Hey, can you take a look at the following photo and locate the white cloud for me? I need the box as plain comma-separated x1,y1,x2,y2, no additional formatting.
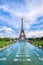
0,32,17,38
0,27,13,33
26,30,43,38
0,27,19,38
0,33,3,38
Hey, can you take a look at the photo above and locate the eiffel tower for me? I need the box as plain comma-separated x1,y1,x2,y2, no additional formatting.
18,18,26,41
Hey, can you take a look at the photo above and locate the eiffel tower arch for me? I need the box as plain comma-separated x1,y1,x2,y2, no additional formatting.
18,18,26,41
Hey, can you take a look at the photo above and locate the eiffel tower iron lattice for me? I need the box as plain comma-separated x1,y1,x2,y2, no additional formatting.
18,18,26,41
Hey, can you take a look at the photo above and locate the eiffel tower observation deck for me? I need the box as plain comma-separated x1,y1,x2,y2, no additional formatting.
18,18,26,41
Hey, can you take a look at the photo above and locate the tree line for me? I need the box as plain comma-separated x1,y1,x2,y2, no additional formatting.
27,37,43,41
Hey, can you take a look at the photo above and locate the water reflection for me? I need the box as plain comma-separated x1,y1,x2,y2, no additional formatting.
0,41,43,65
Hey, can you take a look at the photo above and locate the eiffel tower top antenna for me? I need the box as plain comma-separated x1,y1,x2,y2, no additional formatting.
21,18,23,30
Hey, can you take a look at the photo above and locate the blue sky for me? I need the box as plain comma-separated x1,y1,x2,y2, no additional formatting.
0,0,43,38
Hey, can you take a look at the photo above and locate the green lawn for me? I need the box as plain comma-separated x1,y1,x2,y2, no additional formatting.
0,41,14,48
32,41,43,47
